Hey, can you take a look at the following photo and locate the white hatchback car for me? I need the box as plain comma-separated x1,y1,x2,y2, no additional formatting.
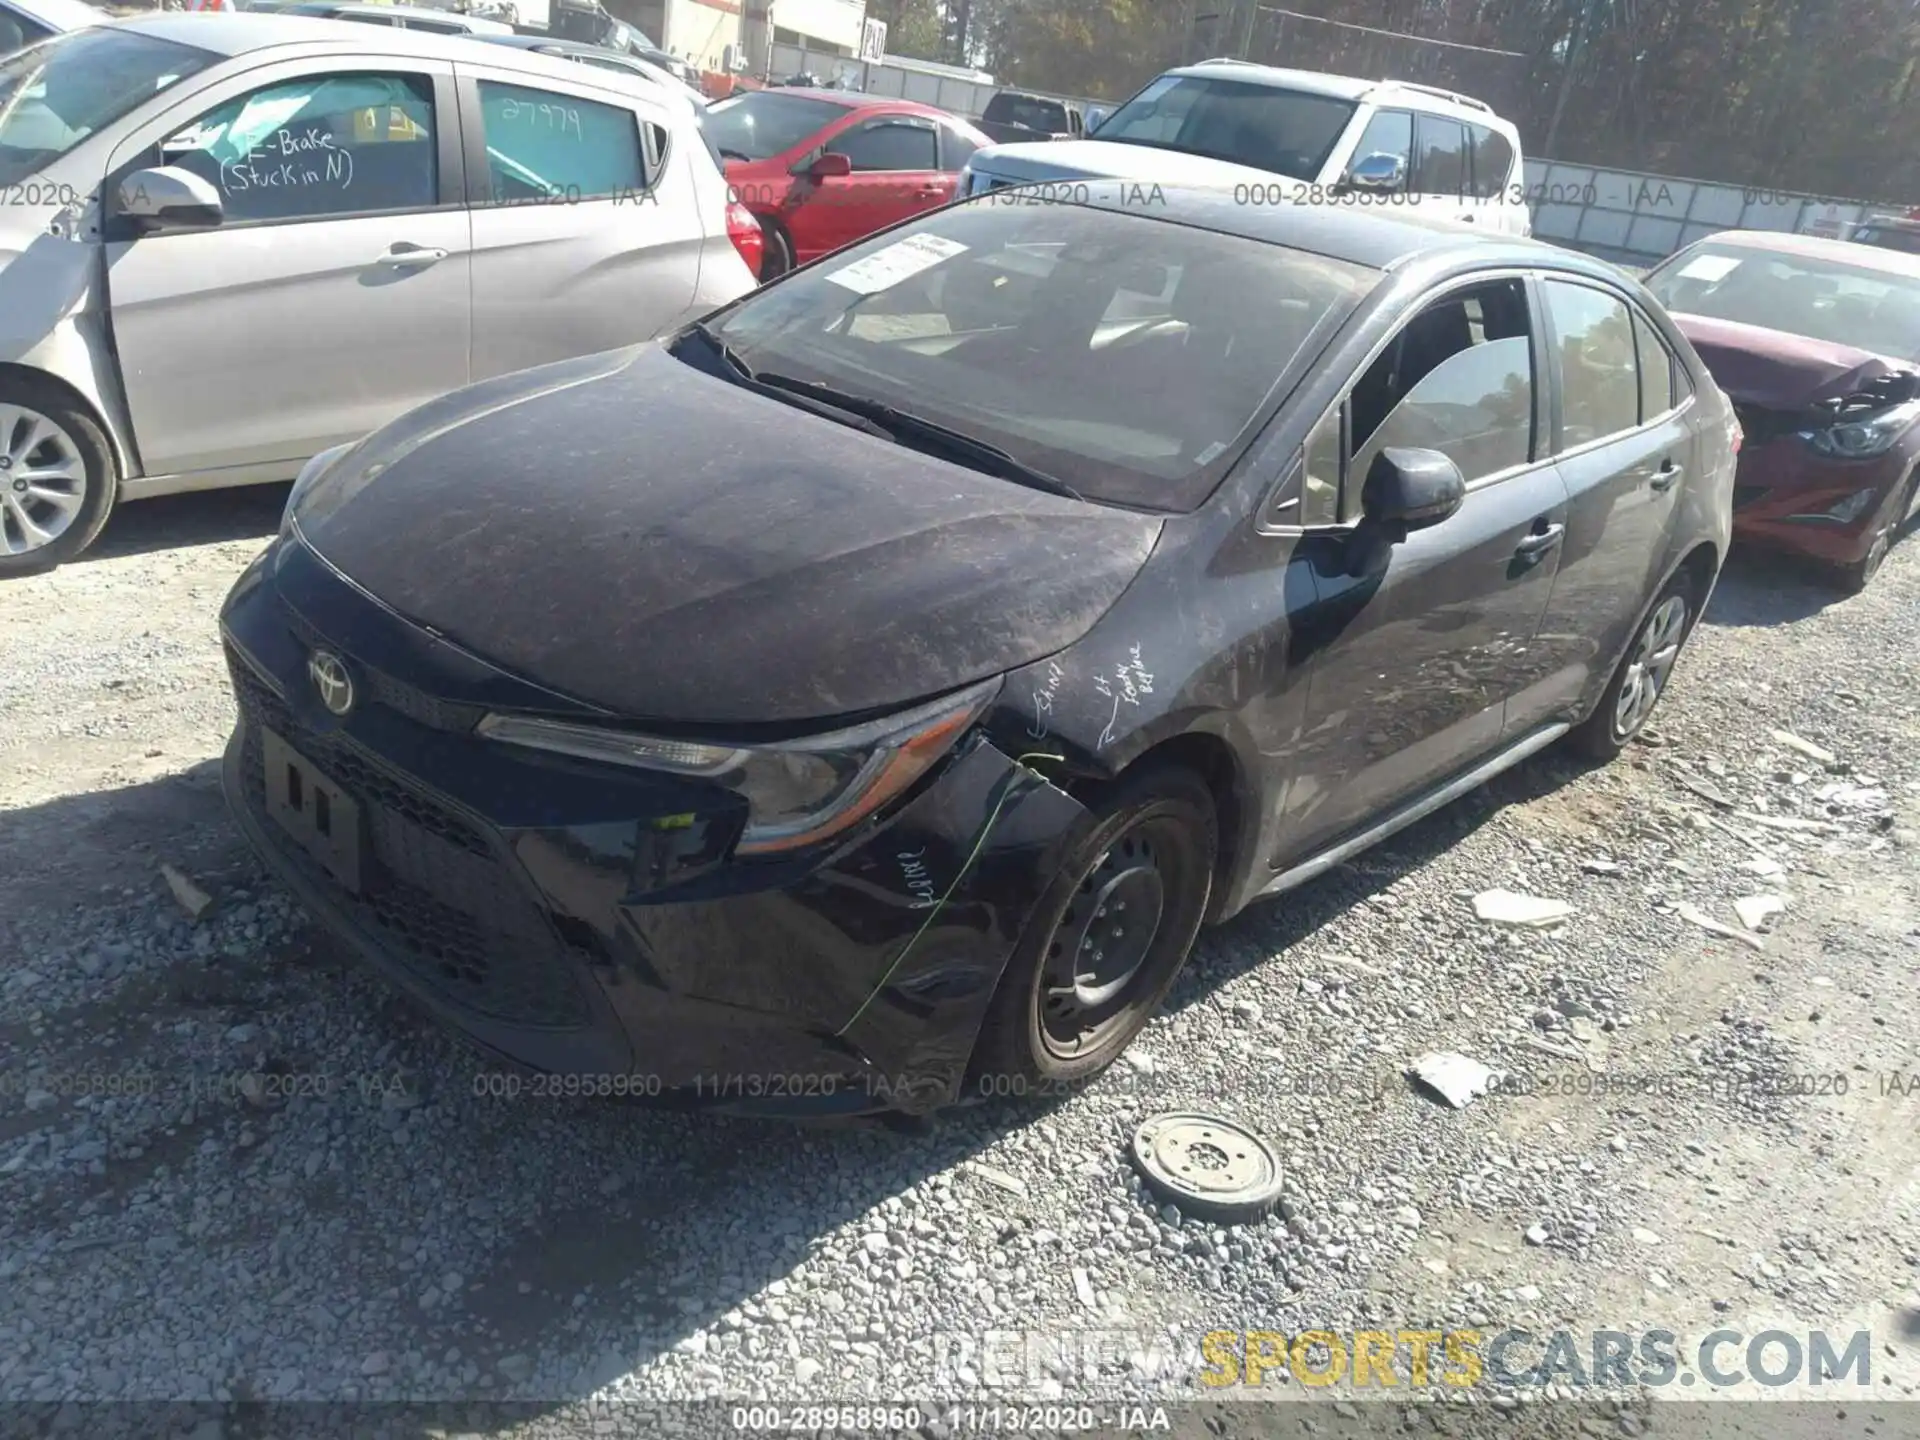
0,14,758,570
961,60,1532,238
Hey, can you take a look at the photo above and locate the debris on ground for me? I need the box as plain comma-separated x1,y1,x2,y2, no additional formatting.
1581,857,1623,875
1407,1051,1505,1108
1471,888,1576,927
158,862,214,922
1674,901,1767,952
1128,1113,1284,1223
1737,811,1839,834
1673,772,1736,808
1814,781,1889,812
1732,894,1788,932
963,1161,1029,1198
1770,729,1838,766
1737,857,1785,877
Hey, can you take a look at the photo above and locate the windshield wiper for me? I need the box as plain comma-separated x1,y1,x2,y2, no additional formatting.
681,337,894,439
716,147,754,161
752,373,1087,502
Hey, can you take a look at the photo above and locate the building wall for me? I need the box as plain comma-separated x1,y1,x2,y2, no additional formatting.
667,0,742,70
764,0,862,51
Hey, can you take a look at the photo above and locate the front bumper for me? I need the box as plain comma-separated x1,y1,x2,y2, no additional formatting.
1729,435,1915,565
219,538,1088,1117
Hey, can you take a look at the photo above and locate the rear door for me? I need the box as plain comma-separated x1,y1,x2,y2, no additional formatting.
795,113,946,263
1506,276,1692,734
1465,121,1521,234
1411,111,1474,227
456,60,702,379
102,57,470,480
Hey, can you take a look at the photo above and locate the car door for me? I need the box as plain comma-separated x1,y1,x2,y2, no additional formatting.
1274,275,1570,862
1507,276,1693,733
796,113,946,262
1330,106,1418,214
101,59,470,480
1411,111,1475,227
1465,121,1520,234
457,61,700,380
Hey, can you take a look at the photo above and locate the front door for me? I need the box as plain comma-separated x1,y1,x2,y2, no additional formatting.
103,61,469,481
1277,276,1568,864
790,114,950,264
459,65,701,379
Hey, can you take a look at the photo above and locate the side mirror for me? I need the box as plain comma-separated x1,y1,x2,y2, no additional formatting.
1085,106,1108,132
1362,447,1465,533
117,165,224,234
801,151,852,180
1343,151,1406,193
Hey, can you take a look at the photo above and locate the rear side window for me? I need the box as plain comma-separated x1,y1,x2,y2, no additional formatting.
942,126,980,171
478,80,646,203
1632,310,1676,421
1349,108,1412,189
1412,114,1466,199
1467,124,1514,199
827,119,937,171
1543,280,1640,447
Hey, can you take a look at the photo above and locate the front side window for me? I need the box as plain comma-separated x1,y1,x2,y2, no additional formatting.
478,80,645,202
1347,107,1411,189
1349,279,1534,497
700,201,1377,510
702,90,849,160
1,28,216,185
1092,75,1357,182
157,72,435,224
1645,242,1920,364
827,118,936,172
1543,280,1640,448
1412,114,1467,199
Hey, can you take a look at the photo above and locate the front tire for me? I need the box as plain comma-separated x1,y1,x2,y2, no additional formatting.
0,380,118,576
970,763,1216,1091
1568,574,1696,760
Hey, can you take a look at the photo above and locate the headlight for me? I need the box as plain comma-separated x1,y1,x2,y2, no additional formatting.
476,677,1001,856
1797,399,1920,458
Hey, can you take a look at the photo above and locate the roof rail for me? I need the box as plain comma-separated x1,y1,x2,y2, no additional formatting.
1376,78,1492,113
1195,55,1263,66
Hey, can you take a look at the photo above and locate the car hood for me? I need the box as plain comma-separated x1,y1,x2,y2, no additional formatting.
291,344,1165,727
1672,313,1913,408
970,139,1282,188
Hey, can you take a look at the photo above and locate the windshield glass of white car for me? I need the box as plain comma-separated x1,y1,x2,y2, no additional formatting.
0,28,217,184
1092,75,1357,180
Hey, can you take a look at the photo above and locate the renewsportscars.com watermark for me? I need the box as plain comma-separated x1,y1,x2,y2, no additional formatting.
927,1327,1874,1395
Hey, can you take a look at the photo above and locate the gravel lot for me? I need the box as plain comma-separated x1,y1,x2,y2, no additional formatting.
2,489,1917,1436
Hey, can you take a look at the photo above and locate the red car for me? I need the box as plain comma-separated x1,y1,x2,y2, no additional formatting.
701,89,990,280
1644,230,1920,591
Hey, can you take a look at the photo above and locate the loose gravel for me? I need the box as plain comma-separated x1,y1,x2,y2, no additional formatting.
2,493,1917,1437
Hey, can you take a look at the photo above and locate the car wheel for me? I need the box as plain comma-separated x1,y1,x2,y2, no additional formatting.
0,380,117,576
970,763,1216,1091
1568,576,1696,760
1831,471,1917,594
759,221,795,282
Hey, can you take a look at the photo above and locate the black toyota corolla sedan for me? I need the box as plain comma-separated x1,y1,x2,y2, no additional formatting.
219,185,1737,1118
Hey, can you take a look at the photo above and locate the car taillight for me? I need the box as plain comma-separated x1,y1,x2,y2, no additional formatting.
1731,417,1743,454
726,201,764,277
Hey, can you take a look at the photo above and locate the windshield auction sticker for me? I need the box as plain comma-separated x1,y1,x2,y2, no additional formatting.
823,233,969,295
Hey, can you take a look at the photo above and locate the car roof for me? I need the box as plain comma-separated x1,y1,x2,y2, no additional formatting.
735,87,954,118
6,0,106,32
106,10,549,61
1689,227,1920,279
1161,59,1513,131
1045,181,1606,275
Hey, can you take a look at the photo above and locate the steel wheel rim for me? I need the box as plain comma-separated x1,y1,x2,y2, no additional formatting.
1614,593,1688,738
1037,827,1170,1058
0,405,87,557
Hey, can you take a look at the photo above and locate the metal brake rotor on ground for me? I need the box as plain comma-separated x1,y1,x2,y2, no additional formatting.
1129,1111,1284,1224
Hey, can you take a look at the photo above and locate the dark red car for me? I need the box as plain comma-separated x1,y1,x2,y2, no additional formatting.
1645,230,1920,591
701,89,990,280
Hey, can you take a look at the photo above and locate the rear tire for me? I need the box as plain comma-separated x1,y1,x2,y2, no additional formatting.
759,221,795,282
0,378,118,577
1568,573,1696,761
969,763,1216,1093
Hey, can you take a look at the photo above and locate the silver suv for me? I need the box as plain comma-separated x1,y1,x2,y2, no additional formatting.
0,14,757,570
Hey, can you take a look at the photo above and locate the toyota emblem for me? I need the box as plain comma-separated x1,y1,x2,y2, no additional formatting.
307,650,355,717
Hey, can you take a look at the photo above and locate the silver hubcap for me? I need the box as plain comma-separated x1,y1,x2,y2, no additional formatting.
1614,594,1687,738
0,404,87,557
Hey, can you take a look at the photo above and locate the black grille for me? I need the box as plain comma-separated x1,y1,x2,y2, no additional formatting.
227,648,590,1030
278,603,484,734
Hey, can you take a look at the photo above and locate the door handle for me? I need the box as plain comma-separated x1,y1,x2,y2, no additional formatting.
1650,460,1683,492
377,244,448,267
1514,522,1565,560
